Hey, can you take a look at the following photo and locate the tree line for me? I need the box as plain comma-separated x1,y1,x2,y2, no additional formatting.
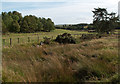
56,8,120,34
1,11,55,34
1,8,120,34
55,23,94,30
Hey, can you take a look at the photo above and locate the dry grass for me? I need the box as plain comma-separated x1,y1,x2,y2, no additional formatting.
2,35,118,82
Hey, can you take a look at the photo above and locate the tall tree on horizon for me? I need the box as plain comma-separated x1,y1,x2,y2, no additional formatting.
92,8,119,34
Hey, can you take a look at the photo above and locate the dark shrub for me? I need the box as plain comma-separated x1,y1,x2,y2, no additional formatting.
55,33,76,44
80,34,102,40
96,34,102,38
110,74,120,83
43,37,51,44
74,67,102,81
69,56,79,63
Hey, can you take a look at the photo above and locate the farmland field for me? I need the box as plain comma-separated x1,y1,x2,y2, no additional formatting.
2,29,95,46
2,2,120,83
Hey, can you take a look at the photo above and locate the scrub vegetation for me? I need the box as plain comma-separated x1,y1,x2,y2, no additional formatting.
2,34,119,82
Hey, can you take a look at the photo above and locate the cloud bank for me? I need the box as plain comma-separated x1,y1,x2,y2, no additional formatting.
2,0,119,24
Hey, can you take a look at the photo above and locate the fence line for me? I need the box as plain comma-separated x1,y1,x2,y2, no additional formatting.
2,36,45,46
2,33,118,46
10,38,12,46
3,39,5,47
18,38,20,43
28,37,30,42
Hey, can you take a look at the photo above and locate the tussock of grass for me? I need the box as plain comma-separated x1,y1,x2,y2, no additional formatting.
2,35,118,82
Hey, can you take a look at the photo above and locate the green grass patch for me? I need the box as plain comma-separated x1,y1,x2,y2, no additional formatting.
2,29,93,46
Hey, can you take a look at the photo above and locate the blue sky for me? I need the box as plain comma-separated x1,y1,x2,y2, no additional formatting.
1,0,119,24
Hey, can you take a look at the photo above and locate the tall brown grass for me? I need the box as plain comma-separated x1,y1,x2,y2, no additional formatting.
2,35,118,82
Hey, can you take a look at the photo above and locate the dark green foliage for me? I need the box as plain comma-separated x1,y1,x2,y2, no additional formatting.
20,15,38,33
46,18,55,32
41,18,55,32
36,18,43,31
43,37,52,44
69,56,79,63
74,67,102,81
92,8,119,34
80,34,101,40
55,33,76,44
2,12,13,31
10,20,20,33
1,11,55,33
12,15,19,21
110,74,120,83
2,21,8,34
20,20,29,33
55,23,94,30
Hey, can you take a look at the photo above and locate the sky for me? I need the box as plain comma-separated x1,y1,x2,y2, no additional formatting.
119,1,120,17
1,0,120,24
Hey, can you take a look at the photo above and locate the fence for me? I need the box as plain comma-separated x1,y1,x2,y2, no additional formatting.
2,34,83,47
3,33,118,47
2,36,44,47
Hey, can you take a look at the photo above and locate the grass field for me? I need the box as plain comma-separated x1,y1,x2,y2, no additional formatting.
2,34,119,82
2,29,95,46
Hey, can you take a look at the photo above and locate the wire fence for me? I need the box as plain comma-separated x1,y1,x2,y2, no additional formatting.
2,33,119,47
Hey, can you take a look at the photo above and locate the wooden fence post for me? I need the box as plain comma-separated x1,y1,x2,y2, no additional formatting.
18,38,20,43
52,36,53,39
10,38,12,46
28,37,30,42
3,39,5,47
38,36,39,42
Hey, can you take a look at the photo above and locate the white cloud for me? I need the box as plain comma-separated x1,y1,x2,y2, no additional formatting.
18,1,119,24
19,2,95,24
2,0,66,2
2,0,119,3
2,0,120,24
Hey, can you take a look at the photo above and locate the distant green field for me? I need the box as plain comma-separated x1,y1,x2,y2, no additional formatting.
2,29,92,46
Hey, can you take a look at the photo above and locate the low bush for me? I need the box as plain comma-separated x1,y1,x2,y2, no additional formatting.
43,37,52,44
80,34,101,40
74,66,101,81
55,33,76,44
